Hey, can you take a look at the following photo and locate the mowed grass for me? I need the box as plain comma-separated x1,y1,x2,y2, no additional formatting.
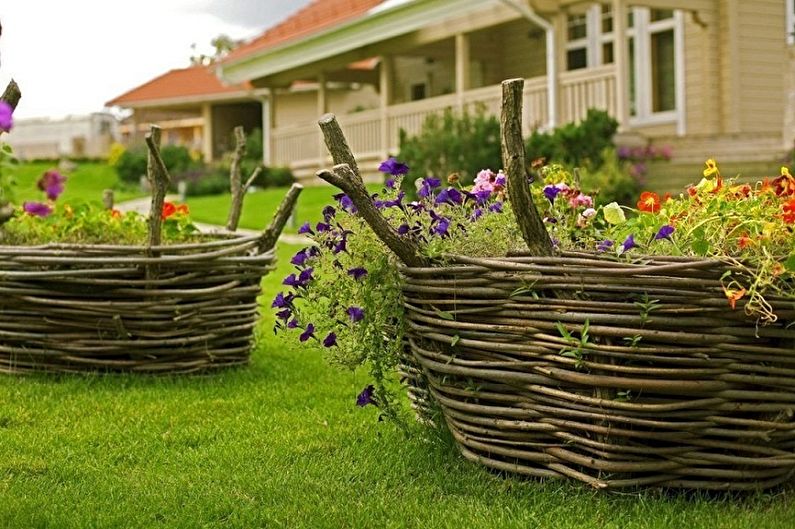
10,162,141,206
0,242,794,528
186,183,381,233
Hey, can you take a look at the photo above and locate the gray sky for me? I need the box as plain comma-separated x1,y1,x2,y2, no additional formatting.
0,1,313,119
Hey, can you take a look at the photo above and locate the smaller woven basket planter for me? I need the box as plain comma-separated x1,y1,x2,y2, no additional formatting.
400,252,795,490
0,234,276,374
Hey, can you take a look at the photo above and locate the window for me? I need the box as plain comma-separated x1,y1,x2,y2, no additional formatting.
564,4,614,70
788,0,795,45
563,4,683,125
410,83,427,101
626,8,683,124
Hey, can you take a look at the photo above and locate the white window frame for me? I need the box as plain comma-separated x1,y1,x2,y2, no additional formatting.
788,0,795,45
627,8,684,130
565,4,614,70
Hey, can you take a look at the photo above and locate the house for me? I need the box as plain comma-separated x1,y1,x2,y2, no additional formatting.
109,0,795,183
5,113,118,160
211,0,795,180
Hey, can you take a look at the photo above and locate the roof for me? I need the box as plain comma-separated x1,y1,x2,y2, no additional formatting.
223,0,387,64
106,65,252,107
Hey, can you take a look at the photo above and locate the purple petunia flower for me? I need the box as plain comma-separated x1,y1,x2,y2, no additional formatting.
620,234,637,254
347,306,365,323
276,308,292,321
347,267,368,280
322,332,337,348
470,208,483,221
299,323,316,342
654,225,675,241
435,187,463,206
0,101,13,132
316,222,331,233
332,238,347,254
287,319,300,329
543,185,561,203
283,274,300,287
37,170,67,201
397,223,410,235
322,205,336,222
272,292,295,309
489,202,503,213
378,157,410,176
432,217,450,237
495,172,507,187
290,249,309,266
472,190,491,205
596,239,614,253
22,201,53,217
356,385,376,407
298,222,314,235
334,193,357,213
418,177,441,198
298,268,314,284
308,246,321,257
385,178,395,189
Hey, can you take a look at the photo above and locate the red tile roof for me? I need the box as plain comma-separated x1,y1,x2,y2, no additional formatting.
224,0,386,64
107,66,251,107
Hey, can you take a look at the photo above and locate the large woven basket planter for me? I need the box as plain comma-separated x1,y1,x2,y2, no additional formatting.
0,233,275,374
400,252,795,491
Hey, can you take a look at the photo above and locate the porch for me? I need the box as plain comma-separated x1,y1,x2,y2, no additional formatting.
271,66,616,180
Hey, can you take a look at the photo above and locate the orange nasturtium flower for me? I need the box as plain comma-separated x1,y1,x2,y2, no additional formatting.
773,167,795,197
703,158,720,178
782,197,795,224
162,201,189,220
737,233,753,249
110,209,122,219
724,287,746,310
637,191,661,213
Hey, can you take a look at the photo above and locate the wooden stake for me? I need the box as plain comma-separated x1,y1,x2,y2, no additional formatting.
501,79,554,257
258,183,303,252
0,79,21,111
144,126,170,249
318,113,361,181
226,126,247,231
102,189,114,210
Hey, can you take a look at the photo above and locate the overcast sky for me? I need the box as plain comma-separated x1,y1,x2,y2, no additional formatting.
0,1,313,119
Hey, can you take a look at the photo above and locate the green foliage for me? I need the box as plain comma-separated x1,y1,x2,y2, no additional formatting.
113,146,148,185
525,108,619,169
0,142,17,205
397,105,501,187
577,148,641,206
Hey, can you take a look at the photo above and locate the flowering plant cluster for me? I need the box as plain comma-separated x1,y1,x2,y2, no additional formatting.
0,101,16,215
276,156,795,414
1,168,196,245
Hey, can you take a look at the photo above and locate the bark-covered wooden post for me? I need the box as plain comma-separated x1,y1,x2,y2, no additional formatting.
316,114,427,268
227,126,264,232
501,78,554,257
145,126,169,249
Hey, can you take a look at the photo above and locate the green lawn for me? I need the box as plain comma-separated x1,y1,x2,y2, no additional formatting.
186,184,381,233
0,242,794,528
10,162,141,205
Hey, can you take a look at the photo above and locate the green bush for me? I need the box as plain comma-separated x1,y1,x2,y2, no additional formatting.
525,109,618,169
261,166,294,188
396,105,501,187
577,148,640,205
114,144,196,185
114,147,148,185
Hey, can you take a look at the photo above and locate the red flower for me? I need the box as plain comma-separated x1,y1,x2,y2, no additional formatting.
637,191,661,213
110,209,122,219
737,233,752,249
782,198,795,224
724,287,746,310
161,202,189,220
773,168,795,197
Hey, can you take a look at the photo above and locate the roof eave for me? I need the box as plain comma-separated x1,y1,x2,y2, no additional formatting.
218,0,493,85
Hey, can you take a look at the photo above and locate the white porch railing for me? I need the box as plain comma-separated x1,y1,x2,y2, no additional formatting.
271,67,617,172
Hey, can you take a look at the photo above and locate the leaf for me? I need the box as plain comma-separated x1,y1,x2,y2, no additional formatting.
784,252,795,273
451,335,460,347
603,202,626,225
434,308,455,321
692,238,710,256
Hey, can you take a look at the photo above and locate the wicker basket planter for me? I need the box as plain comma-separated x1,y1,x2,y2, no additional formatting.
400,252,795,490
0,234,278,374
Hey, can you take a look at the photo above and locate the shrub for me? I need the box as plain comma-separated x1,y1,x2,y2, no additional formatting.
113,146,148,185
577,148,641,206
525,108,618,169
396,105,501,188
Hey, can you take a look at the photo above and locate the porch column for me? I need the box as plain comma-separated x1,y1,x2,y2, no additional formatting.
318,73,328,168
455,33,470,110
612,0,630,129
261,93,273,166
201,103,214,162
379,55,393,159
